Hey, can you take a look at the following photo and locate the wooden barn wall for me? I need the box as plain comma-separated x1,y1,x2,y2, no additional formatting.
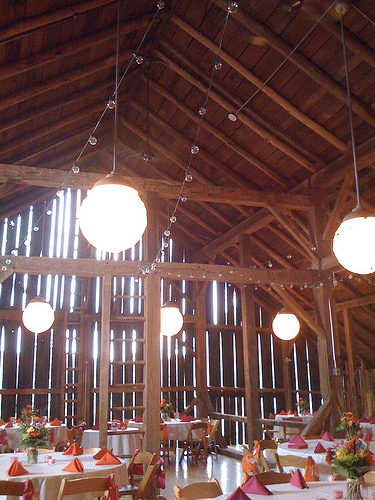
0,191,322,441
206,283,322,445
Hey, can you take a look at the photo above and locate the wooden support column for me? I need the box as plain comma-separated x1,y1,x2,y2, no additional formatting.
342,308,359,412
195,282,210,417
282,342,293,412
143,193,161,453
99,273,111,448
239,234,261,444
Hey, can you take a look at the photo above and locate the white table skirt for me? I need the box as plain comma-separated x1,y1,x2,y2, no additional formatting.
277,438,375,481
129,419,202,441
0,451,127,500
210,480,375,500
81,428,143,456
1,424,67,451
274,415,313,439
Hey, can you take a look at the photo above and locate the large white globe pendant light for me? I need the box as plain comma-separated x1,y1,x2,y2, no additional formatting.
160,304,184,337
79,173,147,253
332,3,375,275
333,206,375,274
272,307,300,341
22,297,55,334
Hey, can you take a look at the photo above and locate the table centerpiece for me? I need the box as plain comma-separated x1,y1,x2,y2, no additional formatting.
332,437,373,500
336,412,361,441
19,405,50,464
295,398,309,415
160,399,174,421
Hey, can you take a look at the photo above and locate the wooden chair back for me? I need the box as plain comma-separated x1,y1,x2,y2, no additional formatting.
179,421,207,463
257,439,277,471
133,463,161,500
65,425,84,447
275,453,307,473
255,471,292,485
128,451,157,486
0,479,34,496
173,478,222,500
57,474,115,500
186,421,207,441
204,419,219,457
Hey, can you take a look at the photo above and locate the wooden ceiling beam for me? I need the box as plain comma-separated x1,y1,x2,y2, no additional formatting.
0,160,309,213
157,42,321,169
1,0,116,44
337,293,375,311
118,118,237,227
131,97,289,188
267,205,317,261
0,14,151,82
322,171,354,241
1,255,326,285
171,15,349,152
212,0,375,129
268,223,311,260
130,99,251,188
302,2,375,72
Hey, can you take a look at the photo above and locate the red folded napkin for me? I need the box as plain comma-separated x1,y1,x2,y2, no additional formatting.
242,475,272,495
314,442,326,453
5,421,13,428
134,416,143,423
278,410,287,415
359,417,369,423
226,487,250,500
63,444,82,455
294,411,298,416
95,451,121,465
0,419,5,425
321,431,334,441
290,469,308,489
7,460,29,476
91,424,99,430
370,417,375,424
288,434,307,449
50,418,61,426
287,410,293,415
63,444,73,455
16,418,22,424
120,420,127,430
62,458,84,473
180,414,195,422
93,447,111,460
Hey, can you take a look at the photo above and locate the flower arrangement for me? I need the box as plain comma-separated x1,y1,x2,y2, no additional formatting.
332,438,373,500
336,412,361,441
160,399,174,415
19,405,49,448
332,438,372,479
295,398,308,413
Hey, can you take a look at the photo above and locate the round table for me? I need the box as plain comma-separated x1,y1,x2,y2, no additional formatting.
277,438,375,481
0,451,127,500
207,480,375,500
1,424,67,451
81,428,143,456
129,419,201,441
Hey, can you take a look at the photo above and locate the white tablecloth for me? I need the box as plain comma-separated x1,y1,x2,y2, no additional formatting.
274,414,313,439
81,428,143,456
209,480,375,500
0,451,127,500
1,424,67,451
130,419,201,441
277,438,375,481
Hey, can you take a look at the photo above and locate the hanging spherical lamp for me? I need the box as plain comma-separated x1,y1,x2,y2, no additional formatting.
272,307,300,341
160,304,183,337
79,173,147,254
22,297,55,334
333,206,375,275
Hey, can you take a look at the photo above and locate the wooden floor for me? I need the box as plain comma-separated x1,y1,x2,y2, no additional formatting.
162,449,242,500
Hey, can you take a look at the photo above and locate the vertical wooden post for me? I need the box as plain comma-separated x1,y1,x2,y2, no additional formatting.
99,273,111,448
342,308,358,411
143,193,161,453
239,234,260,445
195,282,208,417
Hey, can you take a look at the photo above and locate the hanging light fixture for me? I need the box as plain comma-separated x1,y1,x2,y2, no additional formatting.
272,307,300,341
78,1,147,254
332,2,375,275
160,304,184,337
22,297,54,334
